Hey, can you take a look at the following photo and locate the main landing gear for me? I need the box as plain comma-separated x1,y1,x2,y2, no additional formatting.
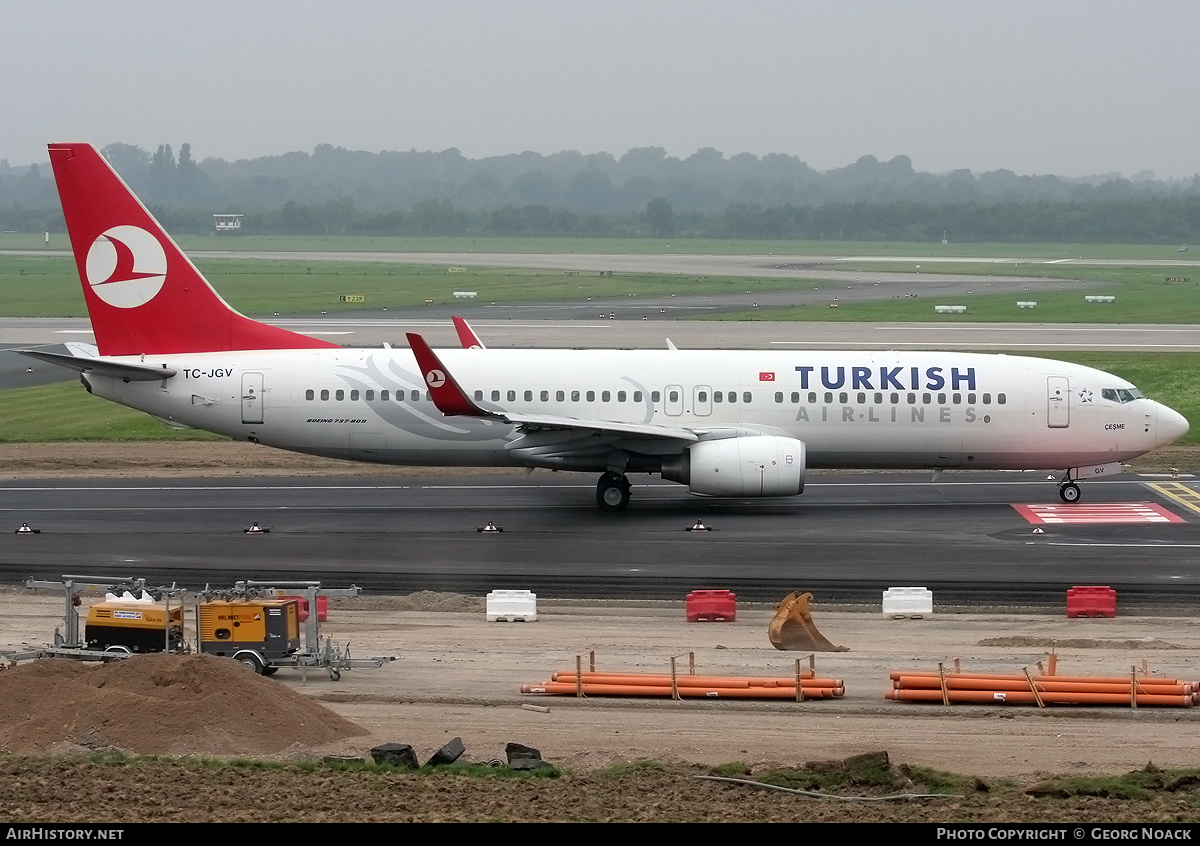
596,472,631,511
1058,472,1082,503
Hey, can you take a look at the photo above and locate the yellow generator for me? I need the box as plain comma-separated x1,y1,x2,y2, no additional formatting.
198,598,301,674
85,600,184,654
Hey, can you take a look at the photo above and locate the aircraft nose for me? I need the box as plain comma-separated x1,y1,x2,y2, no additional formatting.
1157,403,1189,448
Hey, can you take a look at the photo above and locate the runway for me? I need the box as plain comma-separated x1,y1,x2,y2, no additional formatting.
3,471,1198,606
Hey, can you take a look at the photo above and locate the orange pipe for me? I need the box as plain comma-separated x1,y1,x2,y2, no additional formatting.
893,676,1193,696
523,682,843,699
555,670,814,683
551,672,843,689
886,688,1191,706
890,671,1192,687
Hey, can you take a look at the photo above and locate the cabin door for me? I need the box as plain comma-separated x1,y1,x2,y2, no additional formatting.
1047,376,1070,429
241,372,264,424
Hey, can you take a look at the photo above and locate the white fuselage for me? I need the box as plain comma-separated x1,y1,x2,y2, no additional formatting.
83,347,1183,475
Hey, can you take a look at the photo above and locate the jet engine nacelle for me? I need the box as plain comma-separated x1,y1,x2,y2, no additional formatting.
661,435,806,497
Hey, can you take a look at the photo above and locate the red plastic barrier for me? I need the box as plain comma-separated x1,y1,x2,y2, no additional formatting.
281,595,328,622
686,589,736,622
1066,586,1117,618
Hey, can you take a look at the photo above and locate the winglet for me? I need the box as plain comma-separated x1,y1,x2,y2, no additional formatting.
452,316,486,349
405,333,494,418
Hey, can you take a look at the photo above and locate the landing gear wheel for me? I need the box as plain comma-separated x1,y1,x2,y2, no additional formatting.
596,473,631,512
1059,482,1081,503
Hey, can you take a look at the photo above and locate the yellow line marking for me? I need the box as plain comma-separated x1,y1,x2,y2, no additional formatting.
1146,482,1200,515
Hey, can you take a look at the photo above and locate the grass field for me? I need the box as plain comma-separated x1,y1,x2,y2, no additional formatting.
3,232,1195,259
0,254,841,318
1,250,1198,322
0,382,224,442
2,351,1196,444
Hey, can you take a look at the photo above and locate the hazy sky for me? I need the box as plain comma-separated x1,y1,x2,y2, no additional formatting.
5,1,1199,178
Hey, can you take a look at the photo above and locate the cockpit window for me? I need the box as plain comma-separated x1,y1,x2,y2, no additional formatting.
1102,388,1144,404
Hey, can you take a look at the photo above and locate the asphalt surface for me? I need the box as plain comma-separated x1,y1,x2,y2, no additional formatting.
2,471,1197,607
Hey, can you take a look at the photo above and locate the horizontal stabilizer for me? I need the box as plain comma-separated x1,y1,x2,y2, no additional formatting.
16,349,176,381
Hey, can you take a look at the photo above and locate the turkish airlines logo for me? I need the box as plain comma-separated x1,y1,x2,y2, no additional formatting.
425,369,447,388
84,225,167,308
759,372,775,382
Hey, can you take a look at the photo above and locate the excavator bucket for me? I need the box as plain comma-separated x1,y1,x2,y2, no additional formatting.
768,591,849,652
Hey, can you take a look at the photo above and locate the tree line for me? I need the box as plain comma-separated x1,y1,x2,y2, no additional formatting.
1,142,1198,243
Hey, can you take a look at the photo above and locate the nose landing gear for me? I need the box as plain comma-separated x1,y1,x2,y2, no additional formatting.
1058,472,1081,503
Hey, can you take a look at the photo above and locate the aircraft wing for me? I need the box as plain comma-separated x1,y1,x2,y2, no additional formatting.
16,349,177,381
405,332,698,445
502,411,698,443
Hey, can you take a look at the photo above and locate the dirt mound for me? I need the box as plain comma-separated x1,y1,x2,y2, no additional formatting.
0,654,366,756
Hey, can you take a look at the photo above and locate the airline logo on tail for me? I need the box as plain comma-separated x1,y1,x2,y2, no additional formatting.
85,225,167,308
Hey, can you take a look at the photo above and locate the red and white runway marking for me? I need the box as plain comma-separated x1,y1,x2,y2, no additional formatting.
1013,502,1185,525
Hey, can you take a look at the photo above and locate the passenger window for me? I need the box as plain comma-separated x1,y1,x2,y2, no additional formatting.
714,392,722,403
743,392,752,403
922,393,931,404
728,392,737,404
617,391,626,402
890,393,898,404
412,390,420,402
652,391,661,403
524,390,533,402
305,389,314,401
335,389,345,401
320,389,329,401
791,392,800,403
774,392,783,403
366,390,374,401
952,393,960,404
839,392,848,404
937,393,946,404
350,390,360,401
381,390,390,401
556,391,565,402
908,393,916,404
491,390,500,402
967,393,976,404
668,390,679,402
856,392,866,404
997,393,1006,404
474,390,483,401
571,390,580,402
982,393,991,404
824,392,833,403
634,391,643,402
587,391,595,402
508,390,516,402
602,391,610,402
699,391,708,403
874,393,882,404
540,390,549,402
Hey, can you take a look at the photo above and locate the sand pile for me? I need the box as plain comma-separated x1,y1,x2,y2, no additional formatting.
0,653,367,756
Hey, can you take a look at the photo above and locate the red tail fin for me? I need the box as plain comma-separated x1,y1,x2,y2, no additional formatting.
48,143,338,356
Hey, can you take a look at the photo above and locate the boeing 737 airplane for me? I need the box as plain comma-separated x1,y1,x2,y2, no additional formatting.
19,143,1190,510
